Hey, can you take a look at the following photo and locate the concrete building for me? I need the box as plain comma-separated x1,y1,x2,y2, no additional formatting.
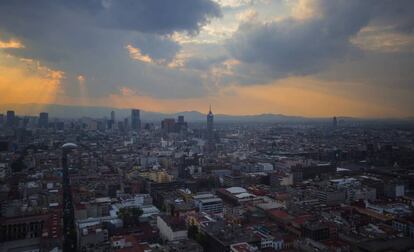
385,182,405,198
78,226,109,252
6,110,15,127
317,188,346,206
157,215,188,242
131,109,141,131
302,222,330,241
193,193,223,214
38,112,49,128
0,215,48,242
161,118,176,133
230,242,258,252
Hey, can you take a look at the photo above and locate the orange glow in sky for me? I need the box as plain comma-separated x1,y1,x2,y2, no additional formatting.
0,0,413,118
0,51,411,118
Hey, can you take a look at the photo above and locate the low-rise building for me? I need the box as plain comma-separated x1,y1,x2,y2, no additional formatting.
156,215,187,242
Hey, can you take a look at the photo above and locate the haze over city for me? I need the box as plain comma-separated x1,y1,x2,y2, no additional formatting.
1,0,413,117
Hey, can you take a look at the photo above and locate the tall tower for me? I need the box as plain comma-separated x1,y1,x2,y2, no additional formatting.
333,116,338,129
131,109,141,131
206,105,214,152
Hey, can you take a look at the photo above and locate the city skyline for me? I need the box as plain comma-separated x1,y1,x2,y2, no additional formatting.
0,1,413,118
1,95,413,251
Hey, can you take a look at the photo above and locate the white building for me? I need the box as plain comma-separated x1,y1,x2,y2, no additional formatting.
157,216,187,242
193,193,223,214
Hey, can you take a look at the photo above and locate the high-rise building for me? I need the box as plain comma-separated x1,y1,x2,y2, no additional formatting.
161,118,176,133
333,116,338,128
0,114,4,127
176,115,187,132
131,109,141,130
206,105,215,152
160,116,187,133
108,111,116,130
124,118,129,131
6,110,15,127
39,112,49,128
110,111,115,122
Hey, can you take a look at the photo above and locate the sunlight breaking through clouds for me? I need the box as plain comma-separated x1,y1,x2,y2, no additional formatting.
0,0,413,117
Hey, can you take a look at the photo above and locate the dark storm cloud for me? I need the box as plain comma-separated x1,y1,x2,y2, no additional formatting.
226,0,414,82
0,0,221,99
0,0,220,61
0,0,221,35
130,34,181,62
99,0,222,34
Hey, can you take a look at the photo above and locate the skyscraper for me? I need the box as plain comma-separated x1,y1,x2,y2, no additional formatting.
6,110,15,127
206,105,215,152
109,110,116,130
176,115,187,132
333,116,338,129
131,109,141,131
39,112,49,128
161,118,176,133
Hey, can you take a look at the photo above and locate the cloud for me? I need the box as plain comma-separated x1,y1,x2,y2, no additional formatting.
99,0,221,35
185,56,229,70
126,45,154,64
213,0,270,9
0,0,221,99
0,0,413,117
214,0,253,8
290,0,321,20
60,76,413,118
0,0,221,36
351,26,414,53
119,87,137,97
226,0,414,83
227,0,373,81
0,38,24,49
369,0,414,33
77,75,85,85
236,9,259,22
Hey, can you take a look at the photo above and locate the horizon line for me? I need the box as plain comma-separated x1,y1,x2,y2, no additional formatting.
0,102,413,120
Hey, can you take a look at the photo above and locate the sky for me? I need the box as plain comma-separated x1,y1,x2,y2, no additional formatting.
0,0,413,118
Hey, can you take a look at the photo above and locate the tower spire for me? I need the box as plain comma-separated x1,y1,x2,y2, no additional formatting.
209,104,212,113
